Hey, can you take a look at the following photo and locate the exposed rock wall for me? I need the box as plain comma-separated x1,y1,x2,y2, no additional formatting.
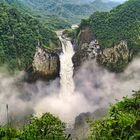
73,26,132,72
73,27,100,70
97,41,132,72
73,40,100,69
26,47,60,82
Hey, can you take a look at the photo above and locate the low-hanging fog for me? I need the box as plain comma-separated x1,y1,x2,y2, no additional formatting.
0,58,140,125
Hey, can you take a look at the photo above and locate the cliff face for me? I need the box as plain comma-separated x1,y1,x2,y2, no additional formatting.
72,108,107,140
26,47,60,82
73,27,132,72
73,27,100,69
73,39,100,69
97,41,131,72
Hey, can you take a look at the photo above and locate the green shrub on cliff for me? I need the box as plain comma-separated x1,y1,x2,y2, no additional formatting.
63,28,77,40
88,91,140,140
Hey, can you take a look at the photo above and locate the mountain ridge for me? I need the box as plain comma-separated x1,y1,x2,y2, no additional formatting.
18,0,119,24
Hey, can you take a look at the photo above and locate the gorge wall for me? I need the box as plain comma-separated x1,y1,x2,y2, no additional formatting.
26,47,60,82
72,27,132,72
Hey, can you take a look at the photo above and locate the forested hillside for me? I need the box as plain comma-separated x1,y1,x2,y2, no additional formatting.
1,0,70,30
1,0,119,29
0,3,59,70
79,0,140,54
0,113,67,139
21,0,119,24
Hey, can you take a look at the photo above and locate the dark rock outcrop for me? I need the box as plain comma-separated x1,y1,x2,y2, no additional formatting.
26,47,60,82
73,40,100,70
71,108,107,140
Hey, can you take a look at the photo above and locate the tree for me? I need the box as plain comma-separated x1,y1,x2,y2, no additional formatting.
0,113,68,140
21,113,67,140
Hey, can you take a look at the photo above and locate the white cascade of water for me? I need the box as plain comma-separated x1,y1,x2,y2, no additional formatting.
59,35,75,97
35,32,92,123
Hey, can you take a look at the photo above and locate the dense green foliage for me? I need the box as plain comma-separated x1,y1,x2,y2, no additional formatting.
1,0,70,30
21,113,66,140
0,3,59,70
20,0,119,24
41,15,70,31
0,113,67,140
79,0,140,54
88,91,140,140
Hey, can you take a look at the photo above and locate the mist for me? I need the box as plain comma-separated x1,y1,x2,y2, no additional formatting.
0,58,140,125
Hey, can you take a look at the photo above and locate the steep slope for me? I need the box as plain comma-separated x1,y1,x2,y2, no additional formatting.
73,0,140,72
21,0,119,24
0,3,60,71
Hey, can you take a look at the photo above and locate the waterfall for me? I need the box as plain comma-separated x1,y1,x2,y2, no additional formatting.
35,31,92,123
58,34,75,97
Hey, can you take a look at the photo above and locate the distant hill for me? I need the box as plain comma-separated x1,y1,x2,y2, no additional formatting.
0,0,70,30
1,0,119,28
20,0,119,24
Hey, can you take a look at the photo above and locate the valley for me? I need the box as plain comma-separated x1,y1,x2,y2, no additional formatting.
0,0,140,140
